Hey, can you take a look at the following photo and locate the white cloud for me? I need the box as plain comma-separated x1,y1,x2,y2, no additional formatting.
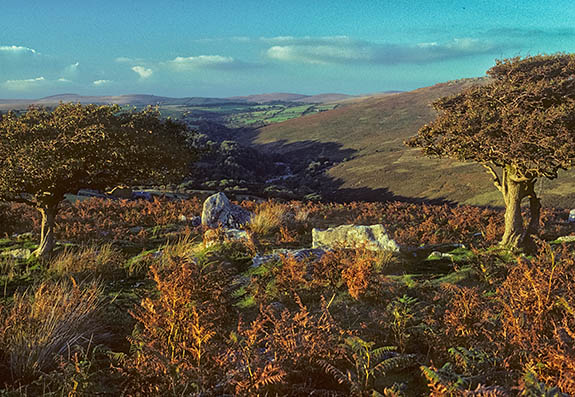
3,76,45,90
93,79,112,86
266,37,500,65
193,36,251,43
115,56,146,63
168,55,235,68
0,45,37,55
57,78,72,83
165,54,256,71
132,65,153,79
64,62,79,72
261,35,350,44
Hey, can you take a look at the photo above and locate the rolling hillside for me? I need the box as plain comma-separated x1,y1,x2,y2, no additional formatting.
0,92,356,111
253,78,575,208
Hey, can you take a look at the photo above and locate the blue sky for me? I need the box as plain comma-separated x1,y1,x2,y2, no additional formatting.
2,0,575,98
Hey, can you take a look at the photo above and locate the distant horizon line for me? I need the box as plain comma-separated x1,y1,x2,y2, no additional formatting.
0,90,405,101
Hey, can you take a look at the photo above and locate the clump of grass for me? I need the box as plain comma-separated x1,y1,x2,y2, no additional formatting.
293,205,311,224
0,278,104,382
49,243,124,277
249,201,288,236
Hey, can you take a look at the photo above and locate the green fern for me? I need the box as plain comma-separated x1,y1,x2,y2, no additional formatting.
520,369,568,397
421,363,468,394
321,336,413,395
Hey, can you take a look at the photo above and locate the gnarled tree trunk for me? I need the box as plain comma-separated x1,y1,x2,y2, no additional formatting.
484,164,540,251
500,175,524,248
33,200,59,258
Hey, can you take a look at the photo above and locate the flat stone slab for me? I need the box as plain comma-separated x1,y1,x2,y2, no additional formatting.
312,224,400,252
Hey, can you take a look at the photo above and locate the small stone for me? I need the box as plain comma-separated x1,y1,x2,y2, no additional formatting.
569,209,575,223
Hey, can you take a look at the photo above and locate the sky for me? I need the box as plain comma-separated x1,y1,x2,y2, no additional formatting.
2,0,575,98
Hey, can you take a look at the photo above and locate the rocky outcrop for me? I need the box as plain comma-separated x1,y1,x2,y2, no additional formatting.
312,224,400,252
201,192,253,229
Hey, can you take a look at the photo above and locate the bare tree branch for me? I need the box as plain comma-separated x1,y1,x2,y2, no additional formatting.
482,163,503,192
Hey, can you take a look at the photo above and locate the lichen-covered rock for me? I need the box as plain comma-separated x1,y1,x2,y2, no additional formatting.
201,192,253,228
312,224,400,252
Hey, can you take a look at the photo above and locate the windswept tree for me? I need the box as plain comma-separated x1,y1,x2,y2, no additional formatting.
0,103,195,257
407,54,575,250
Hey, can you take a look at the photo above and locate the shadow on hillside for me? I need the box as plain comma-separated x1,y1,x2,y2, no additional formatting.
247,137,455,206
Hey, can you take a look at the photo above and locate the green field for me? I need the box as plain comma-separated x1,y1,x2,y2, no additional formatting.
159,102,337,129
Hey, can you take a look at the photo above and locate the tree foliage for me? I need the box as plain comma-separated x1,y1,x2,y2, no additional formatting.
407,54,575,249
0,103,195,256
409,54,575,177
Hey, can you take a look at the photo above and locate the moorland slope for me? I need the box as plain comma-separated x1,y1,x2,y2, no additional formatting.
253,78,575,208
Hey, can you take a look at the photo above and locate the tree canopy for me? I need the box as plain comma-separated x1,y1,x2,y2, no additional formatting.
0,103,195,256
407,54,575,249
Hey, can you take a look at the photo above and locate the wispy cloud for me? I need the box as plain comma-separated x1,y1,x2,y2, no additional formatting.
485,27,575,39
166,55,254,70
168,55,235,68
93,79,112,86
115,56,145,63
192,36,251,43
64,62,79,73
266,36,500,65
131,65,153,79
0,45,37,55
3,76,45,90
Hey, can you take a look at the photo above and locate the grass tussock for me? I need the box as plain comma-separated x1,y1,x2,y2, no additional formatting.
0,278,104,382
249,201,288,236
49,243,124,277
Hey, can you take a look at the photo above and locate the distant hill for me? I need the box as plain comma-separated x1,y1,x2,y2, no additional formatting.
0,92,355,111
252,78,575,208
229,92,356,104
